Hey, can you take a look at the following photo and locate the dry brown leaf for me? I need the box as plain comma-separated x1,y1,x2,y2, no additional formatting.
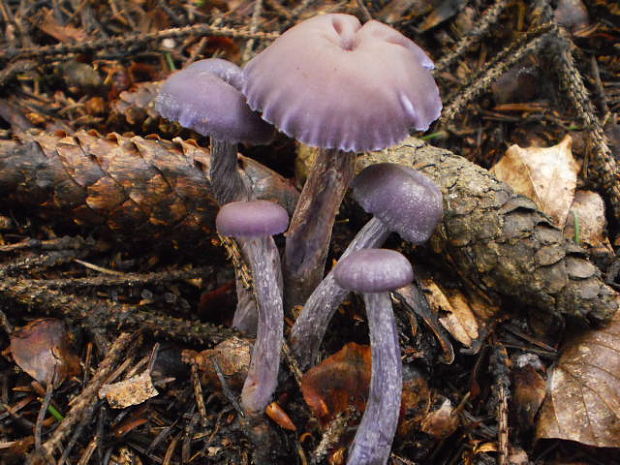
184,337,251,391
300,343,431,431
419,0,463,31
397,366,431,437
37,8,90,43
563,190,613,252
473,441,497,454
265,402,297,431
511,354,547,429
554,0,590,31
10,318,81,387
419,397,460,439
491,135,579,227
377,0,431,24
112,82,161,125
536,310,620,447
301,342,371,424
420,279,498,349
99,371,158,409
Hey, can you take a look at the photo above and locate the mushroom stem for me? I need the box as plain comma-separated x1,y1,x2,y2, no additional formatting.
238,236,284,414
290,217,391,370
283,148,356,307
209,137,258,334
210,137,250,205
347,291,402,465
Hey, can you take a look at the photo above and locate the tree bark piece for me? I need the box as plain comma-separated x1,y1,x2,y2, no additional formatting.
358,138,617,324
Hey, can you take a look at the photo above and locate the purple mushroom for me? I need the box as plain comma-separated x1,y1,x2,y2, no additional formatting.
333,248,413,465
156,58,274,205
215,200,288,415
290,163,442,370
156,58,275,334
243,14,442,306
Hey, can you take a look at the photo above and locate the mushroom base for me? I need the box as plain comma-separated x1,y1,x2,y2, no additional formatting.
347,292,402,465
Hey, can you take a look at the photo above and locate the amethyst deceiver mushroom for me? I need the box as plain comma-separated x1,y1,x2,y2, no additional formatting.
333,248,413,465
156,58,275,334
243,13,442,306
290,163,442,369
215,200,288,415
156,58,274,205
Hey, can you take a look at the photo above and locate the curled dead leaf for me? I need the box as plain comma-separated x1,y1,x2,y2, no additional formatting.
37,8,90,43
420,279,498,350
536,310,620,447
183,337,251,391
511,354,547,429
301,343,371,424
420,397,460,439
266,402,297,431
10,318,81,387
397,366,432,437
301,343,432,434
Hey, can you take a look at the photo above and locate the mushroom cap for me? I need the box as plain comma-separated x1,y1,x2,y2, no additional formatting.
242,14,442,152
351,163,443,244
216,200,289,238
334,248,413,293
156,58,274,145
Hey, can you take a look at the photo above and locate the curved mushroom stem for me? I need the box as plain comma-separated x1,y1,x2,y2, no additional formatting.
290,217,391,370
347,292,402,465
283,148,356,308
210,137,251,205
238,236,284,415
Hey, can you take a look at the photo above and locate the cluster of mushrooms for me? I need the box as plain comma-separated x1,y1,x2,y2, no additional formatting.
156,13,443,465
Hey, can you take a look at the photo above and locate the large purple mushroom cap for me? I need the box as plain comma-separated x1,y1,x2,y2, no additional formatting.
351,163,443,244
334,248,414,293
156,58,274,145
216,200,289,238
242,14,442,152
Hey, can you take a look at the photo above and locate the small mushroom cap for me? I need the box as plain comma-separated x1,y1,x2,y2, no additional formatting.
156,58,274,145
334,248,413,293
351,163,443,244
243,14,441,152
216,200,289,238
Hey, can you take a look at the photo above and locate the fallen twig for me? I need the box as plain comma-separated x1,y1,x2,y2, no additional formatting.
33,331,136,462
0,277,238,344
0,23,279,62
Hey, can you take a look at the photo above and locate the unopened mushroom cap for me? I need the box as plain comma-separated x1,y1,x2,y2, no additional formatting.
243,14,442,152
156,58,274,145
216,200,289,238
351,163,443,244
334,248,413,293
